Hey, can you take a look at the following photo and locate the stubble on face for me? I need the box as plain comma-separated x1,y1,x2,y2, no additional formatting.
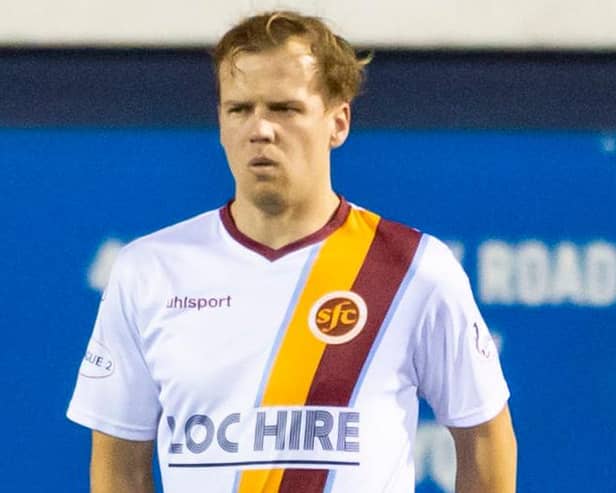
244,158,291,217
249,167,290,215
252,188,288,216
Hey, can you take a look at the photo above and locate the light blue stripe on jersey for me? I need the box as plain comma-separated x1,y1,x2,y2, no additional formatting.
323,469,337,493
231,470,240,493
348,233,430,407
252,244,320,408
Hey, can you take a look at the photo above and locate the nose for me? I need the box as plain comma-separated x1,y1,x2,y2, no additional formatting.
249,112,275,144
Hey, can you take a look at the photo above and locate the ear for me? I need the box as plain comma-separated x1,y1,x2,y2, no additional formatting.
329,102,351,149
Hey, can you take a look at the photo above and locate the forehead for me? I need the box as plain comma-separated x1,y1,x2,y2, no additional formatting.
218,40,322,100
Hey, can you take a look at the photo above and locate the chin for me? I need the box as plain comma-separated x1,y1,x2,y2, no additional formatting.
252,190,288,216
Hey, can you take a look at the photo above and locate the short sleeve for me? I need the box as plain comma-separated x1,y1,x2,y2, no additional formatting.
414,243,510,428
67,248,161,440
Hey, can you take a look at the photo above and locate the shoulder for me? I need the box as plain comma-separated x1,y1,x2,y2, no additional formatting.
349,202,468,291
351,203,465,290
123,208,219,256
111,207,222,277
349,202,423,255
415,234,469,291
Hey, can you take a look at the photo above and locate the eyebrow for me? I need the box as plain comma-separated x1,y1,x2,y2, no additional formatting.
221,101,252,109
221,100,304,108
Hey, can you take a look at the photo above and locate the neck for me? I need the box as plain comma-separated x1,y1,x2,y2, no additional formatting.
229,191,341,250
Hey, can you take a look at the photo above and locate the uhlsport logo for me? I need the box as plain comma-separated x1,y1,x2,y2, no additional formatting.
308,291,368,344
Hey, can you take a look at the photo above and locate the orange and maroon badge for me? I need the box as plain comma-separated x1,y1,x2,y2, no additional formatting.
308,291,368,344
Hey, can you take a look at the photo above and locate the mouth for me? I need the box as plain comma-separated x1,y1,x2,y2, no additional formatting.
249,157,277,167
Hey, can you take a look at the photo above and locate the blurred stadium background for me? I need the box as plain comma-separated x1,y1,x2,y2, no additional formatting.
1,1,615,491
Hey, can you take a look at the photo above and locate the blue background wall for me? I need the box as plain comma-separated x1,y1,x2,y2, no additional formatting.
1,50,615,492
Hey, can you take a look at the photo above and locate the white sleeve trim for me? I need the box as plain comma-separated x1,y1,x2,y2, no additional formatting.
66,406,157,441
435,388,510,428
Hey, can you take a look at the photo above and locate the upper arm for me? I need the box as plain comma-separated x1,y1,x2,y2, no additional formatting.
448,404,517,493
414,240,510,427
67,247,160,440
91,430,154,492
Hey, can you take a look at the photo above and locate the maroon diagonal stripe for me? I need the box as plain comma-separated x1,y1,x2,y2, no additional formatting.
278,468,329,492
278,218,422,492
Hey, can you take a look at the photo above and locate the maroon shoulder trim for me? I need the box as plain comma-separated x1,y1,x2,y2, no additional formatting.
219,197,351,261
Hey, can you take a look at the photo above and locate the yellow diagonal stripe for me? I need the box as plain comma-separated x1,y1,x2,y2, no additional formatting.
261,208,379,405
237,208,379,493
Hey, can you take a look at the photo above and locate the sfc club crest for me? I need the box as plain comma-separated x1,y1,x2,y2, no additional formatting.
308,291,368,344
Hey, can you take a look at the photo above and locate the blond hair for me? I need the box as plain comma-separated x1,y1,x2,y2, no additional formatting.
213,11,371,105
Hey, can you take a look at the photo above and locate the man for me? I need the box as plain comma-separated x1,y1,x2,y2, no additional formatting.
67,11,517,493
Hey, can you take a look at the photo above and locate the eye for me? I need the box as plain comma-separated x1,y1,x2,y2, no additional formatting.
271,104,300,114
227,104,251,115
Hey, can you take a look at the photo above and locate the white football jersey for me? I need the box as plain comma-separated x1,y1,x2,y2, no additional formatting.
67,199,509,492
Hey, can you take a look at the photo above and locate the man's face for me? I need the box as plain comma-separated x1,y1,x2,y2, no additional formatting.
218,39,349,215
